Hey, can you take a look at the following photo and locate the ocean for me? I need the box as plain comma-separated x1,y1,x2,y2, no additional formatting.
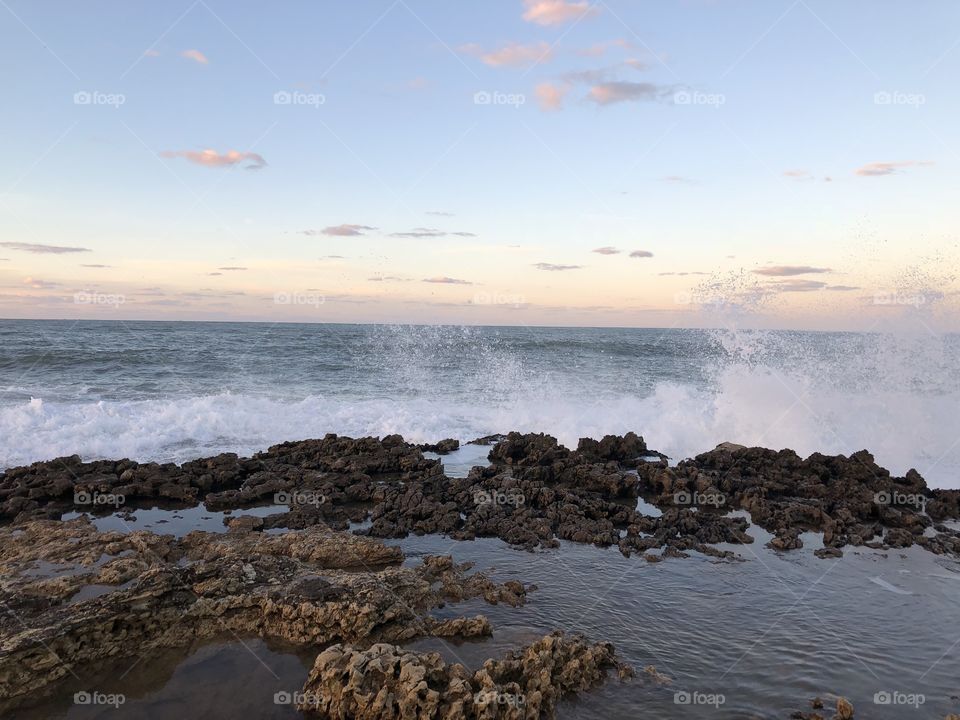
1,319,958,487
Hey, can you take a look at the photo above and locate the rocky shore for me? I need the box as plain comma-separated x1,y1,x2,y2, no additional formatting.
1,431,959,716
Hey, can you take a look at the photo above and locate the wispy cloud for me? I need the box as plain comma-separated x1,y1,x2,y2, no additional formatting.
81,264,112,268
390,228,476,238
522,0,600,26
855,161,934,177
535,82,569,111
460,42,553,68
592,246,620,255
23,277,60,289
305,224,378,237
180,49,208,65
0,242,91,254
754,265,830,276
630,250,654,258
661,175,695,184
369,275,409,282
659,271,708,276
783,169,813,180
426,211,455,217
534,262,583,271
768,279,828,292
588,81,672,106
423,276,472,285
160,149,267,170
217,266,247,271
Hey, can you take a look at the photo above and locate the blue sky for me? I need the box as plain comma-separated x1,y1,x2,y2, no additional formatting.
1,0,958,329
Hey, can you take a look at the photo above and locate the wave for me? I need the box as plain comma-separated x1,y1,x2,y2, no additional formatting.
2,367,957,488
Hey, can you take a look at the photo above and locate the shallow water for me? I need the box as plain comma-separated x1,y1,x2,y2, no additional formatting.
20,495,960,718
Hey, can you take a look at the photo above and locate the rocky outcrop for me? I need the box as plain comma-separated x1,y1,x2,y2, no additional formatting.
298,631,631,719
0,518,531,711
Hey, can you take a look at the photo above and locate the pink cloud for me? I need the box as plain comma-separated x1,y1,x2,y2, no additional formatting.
522,0,599,26
160,149,267,170
535,82,569,111
855,161,934,177
180,49,209,65
460,42,553,68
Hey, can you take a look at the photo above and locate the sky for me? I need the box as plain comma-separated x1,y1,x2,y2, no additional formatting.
1,0,959,331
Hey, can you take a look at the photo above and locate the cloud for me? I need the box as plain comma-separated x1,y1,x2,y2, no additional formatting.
575,39,637,57
588,81,672,105
368,275,408,282
423,276,472,285
522,0,600,25
0,241,91,254
81,264,112,268
659,271,708,276
768,279,828,292
661,175,695,184
855,161,934,177
826,285,860,291
300,225,377,237
535,82,569,111
180,49,208,65
160,149,267,170
217,266,247,271
629,250,654,258
207,272,223,276
323,255,346,259
23,277,60,289
753,265,831,276
783,169,813,180
534,262,583,271
460,42,553,68
592,246,620,255
426,211,455,217
390,228,476,238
